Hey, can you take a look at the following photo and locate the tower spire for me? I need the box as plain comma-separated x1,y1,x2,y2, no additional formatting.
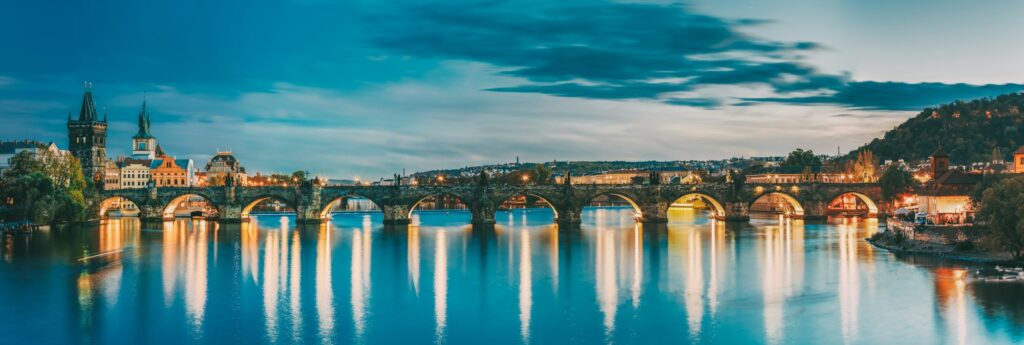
78,85,98,121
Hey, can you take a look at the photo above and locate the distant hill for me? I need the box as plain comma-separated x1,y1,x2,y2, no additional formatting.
851,92,1024,163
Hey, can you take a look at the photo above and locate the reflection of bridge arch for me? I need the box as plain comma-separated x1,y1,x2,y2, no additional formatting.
750,191,805,217
241,195,297,220
670,192,726,218
163,193,220,219
98,195,144,217
495,192,559,217
408,192,470,217
319,194,383,219
827,191,879,217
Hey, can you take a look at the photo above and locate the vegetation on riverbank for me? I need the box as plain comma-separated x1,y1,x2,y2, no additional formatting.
0,150,95,225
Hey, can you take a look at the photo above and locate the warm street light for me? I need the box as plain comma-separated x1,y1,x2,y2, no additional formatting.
521,174,530,183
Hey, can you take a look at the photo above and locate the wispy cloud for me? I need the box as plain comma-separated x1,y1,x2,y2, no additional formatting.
368,0,1023,110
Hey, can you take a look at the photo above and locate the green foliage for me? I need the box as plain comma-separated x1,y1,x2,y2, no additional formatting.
533,164,553,185
0,150,89,224
878,165,917,202
976,176,1024,259
852,92,1024,163
782,148,822,168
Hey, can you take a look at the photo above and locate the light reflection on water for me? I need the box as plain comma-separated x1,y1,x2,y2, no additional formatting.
3,207,1024,344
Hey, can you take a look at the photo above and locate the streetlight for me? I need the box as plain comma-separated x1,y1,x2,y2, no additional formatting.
521,174,530,184
436,175,446,184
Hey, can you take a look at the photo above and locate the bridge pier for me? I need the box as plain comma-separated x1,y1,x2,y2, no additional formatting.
382,204,412,225
470,206,497,225
295,206,323,224
219,205,243,223
638,201,669,223
719,201,750,221
554,206,583,227
802,200,827,220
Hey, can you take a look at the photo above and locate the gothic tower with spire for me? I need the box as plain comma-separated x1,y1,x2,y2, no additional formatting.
67,85,107,182
131,100,158,159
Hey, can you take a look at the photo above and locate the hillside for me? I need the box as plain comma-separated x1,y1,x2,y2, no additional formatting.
853,92,1024,163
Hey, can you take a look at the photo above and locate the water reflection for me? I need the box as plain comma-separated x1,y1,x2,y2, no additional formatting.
434,229,448,342
8,209,1024,344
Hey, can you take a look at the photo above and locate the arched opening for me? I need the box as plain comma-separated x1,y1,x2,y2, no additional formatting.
99,196,141,218
496,193,558,226
163,194,220,220
668,193,725,221
409,193,470,226
583,192,642,224
319,195,383,219
827,192,879,218
750,192,804,218
409,193,468,216
241,196,297,221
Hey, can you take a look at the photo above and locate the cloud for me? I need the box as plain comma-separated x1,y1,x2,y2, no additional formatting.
368,0,1023,110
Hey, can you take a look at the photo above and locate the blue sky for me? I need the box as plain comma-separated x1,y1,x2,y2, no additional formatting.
2,0,1022,179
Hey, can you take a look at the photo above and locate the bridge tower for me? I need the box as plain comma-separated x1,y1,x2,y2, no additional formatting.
67,86,107,183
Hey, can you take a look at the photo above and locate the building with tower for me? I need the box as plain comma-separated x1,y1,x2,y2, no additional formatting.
131,101,157,159
67,87,107,182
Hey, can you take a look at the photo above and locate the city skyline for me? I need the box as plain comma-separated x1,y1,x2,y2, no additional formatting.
2,0,1023,178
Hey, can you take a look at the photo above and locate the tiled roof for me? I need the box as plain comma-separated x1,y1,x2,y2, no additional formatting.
1014,145,1024,155
930,170,980,185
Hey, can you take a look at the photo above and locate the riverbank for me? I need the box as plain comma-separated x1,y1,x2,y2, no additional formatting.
867,229,1020,265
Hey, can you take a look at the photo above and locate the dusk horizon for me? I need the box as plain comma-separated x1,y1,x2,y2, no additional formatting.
3,0,1023,178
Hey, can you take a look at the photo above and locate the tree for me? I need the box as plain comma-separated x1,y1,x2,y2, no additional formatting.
977,176,1024,259
630,175,646,185
1,151,90,224
783,149,822,168
878,165,917,203
846,149,879,182
533,164,553,185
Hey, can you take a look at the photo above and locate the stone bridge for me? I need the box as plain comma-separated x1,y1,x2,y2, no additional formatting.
99,181,886,226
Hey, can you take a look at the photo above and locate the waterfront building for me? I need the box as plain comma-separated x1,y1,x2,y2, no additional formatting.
745,166,853,184
916,147,981,225
1015,145,1024,174
66,88,107,181
151,155,195,187
205,151,247,186
118,159,153,189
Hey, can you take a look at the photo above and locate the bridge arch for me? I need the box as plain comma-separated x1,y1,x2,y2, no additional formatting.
669,192,726,218
827,191,879,217
98,195,144,217
319,193,383,220
582,191,643,218
162,193,220,219
241,195,298,220
750,191,805,217
495,192,559,218
407,192,470,218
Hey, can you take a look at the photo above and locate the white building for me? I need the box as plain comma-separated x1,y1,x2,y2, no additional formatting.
119,159,153,189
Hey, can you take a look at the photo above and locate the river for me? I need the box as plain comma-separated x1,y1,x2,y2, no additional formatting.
2,207,1023,344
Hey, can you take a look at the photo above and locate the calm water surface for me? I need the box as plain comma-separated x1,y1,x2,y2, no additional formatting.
3,207,1024,344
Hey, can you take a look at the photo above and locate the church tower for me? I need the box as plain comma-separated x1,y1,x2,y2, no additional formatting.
67,85,107,182
930,145,950,179
131,100,158,159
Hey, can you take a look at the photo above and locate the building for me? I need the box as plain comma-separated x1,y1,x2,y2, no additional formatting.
131,101,158,160
1015,145,1024,174
103,160,121,190
205,151,247,186
119,159,153,189
67,88,107,181
0,141,63,176
916,146,981,225
151,156,195,187
746,166,853,184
